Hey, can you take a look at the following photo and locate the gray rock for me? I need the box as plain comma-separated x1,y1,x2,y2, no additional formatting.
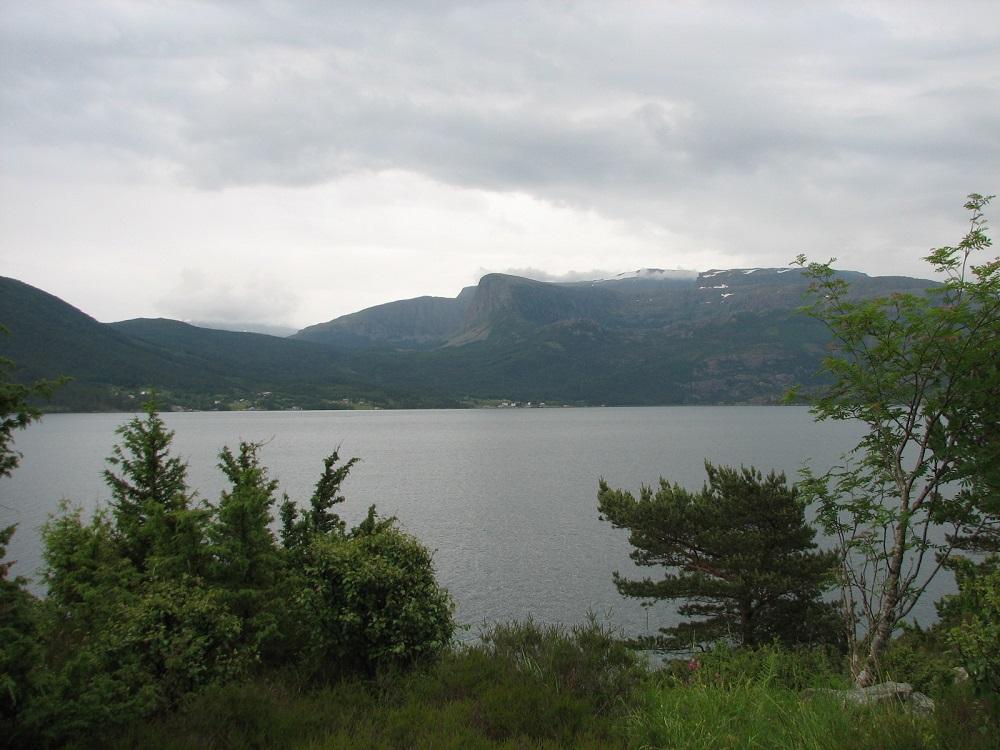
853,681,913,705
907,690,936,715
802,682,935,715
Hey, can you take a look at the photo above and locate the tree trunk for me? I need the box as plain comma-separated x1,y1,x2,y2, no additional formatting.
855,521,908,687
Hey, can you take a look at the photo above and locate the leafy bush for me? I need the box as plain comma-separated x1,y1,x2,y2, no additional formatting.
99,578,254,706
942,560,1000,695
297,509,455,676
9,372,470,746
28,577,254,746
879,626,960,697
21,406,461,746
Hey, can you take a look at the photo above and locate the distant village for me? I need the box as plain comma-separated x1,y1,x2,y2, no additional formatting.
118,388,563,412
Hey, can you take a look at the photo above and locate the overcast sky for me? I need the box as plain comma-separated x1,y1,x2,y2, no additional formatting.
1,1,997,331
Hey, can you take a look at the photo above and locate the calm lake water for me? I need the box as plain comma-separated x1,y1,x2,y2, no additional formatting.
0,406,951,638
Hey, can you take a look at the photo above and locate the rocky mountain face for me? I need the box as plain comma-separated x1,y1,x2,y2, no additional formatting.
282,266,934,406
292,267,931,349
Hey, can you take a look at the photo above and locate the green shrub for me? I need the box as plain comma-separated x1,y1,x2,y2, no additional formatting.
110,644,629,750
942,561,1000,695
478,615,645,715
101,578,254,705
297,510,454,676
39,504,137,631
879,626,959,696
27,577,254,746
112,677,380,750
10,405,470,746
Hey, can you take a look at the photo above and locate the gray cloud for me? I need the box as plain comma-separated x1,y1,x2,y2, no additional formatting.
5,3,995,190
157,269,301,328
1,1,998,293
477,267,621,284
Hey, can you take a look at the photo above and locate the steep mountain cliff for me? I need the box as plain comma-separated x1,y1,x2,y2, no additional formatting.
292,267,931,350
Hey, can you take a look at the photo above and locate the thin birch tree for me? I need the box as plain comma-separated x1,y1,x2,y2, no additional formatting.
795,193,999,686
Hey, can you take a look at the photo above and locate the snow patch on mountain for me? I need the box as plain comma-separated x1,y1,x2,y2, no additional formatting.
597,268,699,283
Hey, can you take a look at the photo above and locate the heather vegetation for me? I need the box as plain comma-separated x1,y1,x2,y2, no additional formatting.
1,197,997,748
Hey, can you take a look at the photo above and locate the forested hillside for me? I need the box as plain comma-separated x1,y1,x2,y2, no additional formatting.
1,268,934,410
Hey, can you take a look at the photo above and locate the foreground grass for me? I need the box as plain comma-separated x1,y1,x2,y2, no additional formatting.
104,626,997,750
111,669,621,749
629,679,988,750
109,675,996,750
628,647,997,750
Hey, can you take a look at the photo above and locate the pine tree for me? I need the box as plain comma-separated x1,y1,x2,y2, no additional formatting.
1,524,40,742
598,462,839,650
0,343,56,744
279,449,358,553
103,401,207,576
212,441,282,594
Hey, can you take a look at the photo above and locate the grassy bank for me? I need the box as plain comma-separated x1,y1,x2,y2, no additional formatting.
102,621,996,750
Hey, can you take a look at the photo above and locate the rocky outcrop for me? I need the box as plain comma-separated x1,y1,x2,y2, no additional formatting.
803,681,935,715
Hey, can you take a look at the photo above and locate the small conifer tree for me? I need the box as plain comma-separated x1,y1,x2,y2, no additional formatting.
213,441,281,588
279,449,358,553
210,440,284,650
104,401,207,576
599,462,839,650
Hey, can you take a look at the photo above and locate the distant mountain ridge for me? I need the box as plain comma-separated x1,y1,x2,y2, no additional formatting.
188,320,298,337
1,267,935,410
295,287,477,348
283,266,933,406
292,267,924,350
0,276,452,411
